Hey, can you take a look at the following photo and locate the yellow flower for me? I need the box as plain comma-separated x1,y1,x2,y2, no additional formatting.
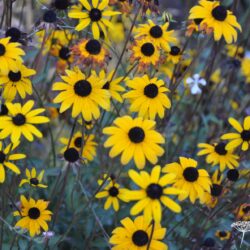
0,100,50,142
110,215,168,250
163,157,211,204
0,141,25,183
215,230,231,241
221,117,250,151
125,166,182,222
241,57,250,83
135,19,177,51
92,70,125,103
226,44,244,59
235,203,250,221
189,0,241,43
19,168,47,188
53,67,110,120
130,38,161,72
68,0,120,39
60,131,97,162
95,177,128,211
166,46,182,64
72,39,108,67
14,196,52,237
124,75,171,120
0,61,35,101
0,37,25,74
197,142,239,171
103,116,165,169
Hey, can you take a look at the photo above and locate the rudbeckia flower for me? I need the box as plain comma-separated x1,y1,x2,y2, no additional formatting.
19,168,47,188
130,39,161,71
110,216,168,250
0,61,36,101
163,157,211,204
0,141,25,183
235,203,250,221
215,230,231,241
60,131,97,162
135,20,177,51
14,196,52,237
124,75,171,120
72,39,109,67
221,117,250,151
0,37,25,74
95,176,128,211
189,0,241,44
95,70,125,103
53,67,110,120
0,100,50,142
68,0,120,39
197,142,239,171
166,46,182,64
125,166,182,222
103,116,165,169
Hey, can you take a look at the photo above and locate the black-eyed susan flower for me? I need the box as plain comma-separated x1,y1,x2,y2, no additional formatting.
197,142,239,172
166,46,182,64
0,141,25,183
189,0,241,44
215,230,231,241
53,67,110,120
19,168,47,188
123,75,171,120
241,57,250,83
92,70,125,103
135,20,177,52
130,39,162,72
14,196,52,237
163,157,211,204
0,37,25,74
103,116,165,169
68,0,120,39
221,116,250,151
235,203,250,221
60,131,97,162
0,101,50,142
203,170,223,208
72,39,109,67
125,166,182,222
0,61,35,101
226,44,244,59
109,215,168,250
95,176,128,211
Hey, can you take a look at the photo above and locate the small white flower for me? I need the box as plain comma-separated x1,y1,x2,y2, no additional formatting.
42,231,55,239
186,74,207,95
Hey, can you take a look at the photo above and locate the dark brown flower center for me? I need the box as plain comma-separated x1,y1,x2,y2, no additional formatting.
146,183,163,199
108,186,119,197
43,10,57,23
144,83,158,98
64,148,79,163
74,137,82,148
5,27,21,42
54,0,70,10
8,71,21,82
242,206,250,213
183,167,199,182
0,151,6,163
85,39,101,55
128,127,145,143
74,80,92,97
89,8,102,22
28,207,40,219
59,47,70,60
219,231,227,237
214,143,227,155
132,230,149,246
12,113,26,126
226,169,239,182
212,6,227,21
149,25,163,38
170,46,180,55
0,44,6,56
211,184,223,197
141,42,155,56
241,130,250,141
30,178,39,185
